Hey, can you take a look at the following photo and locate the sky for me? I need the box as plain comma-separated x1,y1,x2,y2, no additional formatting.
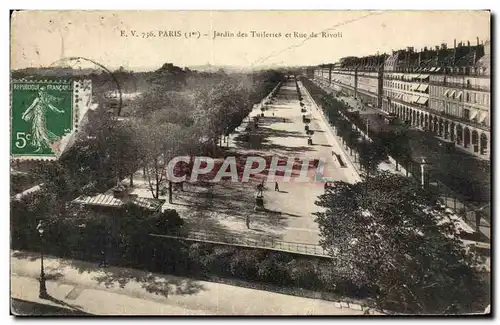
11,10,490,71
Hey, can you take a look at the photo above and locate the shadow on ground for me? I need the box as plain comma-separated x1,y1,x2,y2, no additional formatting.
12,251,206,299
63,259,206,298
172,181,287,242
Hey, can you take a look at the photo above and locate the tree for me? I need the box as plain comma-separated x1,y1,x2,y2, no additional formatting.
357,139,387,177
149,62,187,90
137,122,169,199
379,128,412,172
336,119,351,147
314,172,489,314
154,209,184,234
345,129,361,156
107,120,144,187
137,115,198,202
11,190,59,250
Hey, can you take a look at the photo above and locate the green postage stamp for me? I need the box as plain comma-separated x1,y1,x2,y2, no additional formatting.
11,79,77,160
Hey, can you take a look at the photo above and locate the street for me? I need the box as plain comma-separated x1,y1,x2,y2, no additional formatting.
11,251,374,316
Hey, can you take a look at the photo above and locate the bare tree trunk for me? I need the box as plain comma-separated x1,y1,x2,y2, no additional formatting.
155,174,160,199
154,158,160,199
145,166,156,199
168,180,173,203
129,173,134,187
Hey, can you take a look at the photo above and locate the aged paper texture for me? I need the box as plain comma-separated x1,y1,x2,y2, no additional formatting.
10,10,491,316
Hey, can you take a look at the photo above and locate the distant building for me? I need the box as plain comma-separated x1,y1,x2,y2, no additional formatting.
427,40,490,158
309,38,491,160
382,46,432,131
331,59,356,98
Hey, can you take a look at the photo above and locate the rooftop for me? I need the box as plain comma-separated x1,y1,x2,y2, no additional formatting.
319,38,490,75
73,193,165,211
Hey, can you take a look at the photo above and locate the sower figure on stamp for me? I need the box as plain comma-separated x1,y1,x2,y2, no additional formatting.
21,86,65,153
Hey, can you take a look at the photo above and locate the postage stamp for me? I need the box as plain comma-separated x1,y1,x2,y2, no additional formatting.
11,79,75,160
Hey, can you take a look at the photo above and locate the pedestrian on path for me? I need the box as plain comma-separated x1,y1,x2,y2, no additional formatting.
246,215,251,229
99,250,107,268
275,181,280,192
256,183,264,197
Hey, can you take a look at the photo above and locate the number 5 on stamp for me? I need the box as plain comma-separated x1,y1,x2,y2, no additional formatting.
11,80,74,160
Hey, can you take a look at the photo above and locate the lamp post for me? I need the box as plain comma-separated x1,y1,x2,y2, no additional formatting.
36,220,48,299
474,203,490,235
419,157,433,189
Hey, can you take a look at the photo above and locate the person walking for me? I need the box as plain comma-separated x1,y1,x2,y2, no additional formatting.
256,183,264,197
99,250,107,268
246,215,251,229
275,181,280,192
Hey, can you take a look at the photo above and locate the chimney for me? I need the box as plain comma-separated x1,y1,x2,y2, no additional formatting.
477,37,480,46
467,40,470,48
424,46,428,51
454,39,457,48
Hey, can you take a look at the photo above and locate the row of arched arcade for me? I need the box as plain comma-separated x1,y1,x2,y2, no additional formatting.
387,103,490,159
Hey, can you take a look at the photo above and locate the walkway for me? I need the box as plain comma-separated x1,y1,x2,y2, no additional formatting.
121,80,359,249
11,251,375,316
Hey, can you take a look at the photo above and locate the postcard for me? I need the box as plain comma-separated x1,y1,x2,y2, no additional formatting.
10,10,491,316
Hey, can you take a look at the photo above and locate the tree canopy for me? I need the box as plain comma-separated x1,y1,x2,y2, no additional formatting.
314,171,489,314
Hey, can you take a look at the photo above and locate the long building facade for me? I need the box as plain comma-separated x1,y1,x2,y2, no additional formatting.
307,39,491,160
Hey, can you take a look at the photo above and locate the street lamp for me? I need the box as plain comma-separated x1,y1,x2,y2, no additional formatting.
474,203,490,235
420,157,432,189
36,220,48,299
